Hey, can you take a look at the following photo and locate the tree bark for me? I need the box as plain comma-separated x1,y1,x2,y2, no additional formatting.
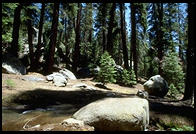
131,3,138,80
45,3,59,72
102,3,107,52
73,3,82,72
157,3,164,76
88,3,93,46
183,3,195,102
10,3,22,57
120,3,129,69
35,3,45,65
26,4,34,69
107,3,116,56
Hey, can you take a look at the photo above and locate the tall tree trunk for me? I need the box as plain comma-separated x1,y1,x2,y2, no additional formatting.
88,3,93,46
107,3,116,56
10,3,22,57
120,3,129,69
102,3,107,52
45,3,59,73
35,3,45,65
131,3,138,80
157,3,164,76
73,3,82,72
183,3,195,103
26,4,34,70
177,5,184,64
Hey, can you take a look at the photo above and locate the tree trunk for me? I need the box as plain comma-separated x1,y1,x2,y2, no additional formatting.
102,3,107,52
183,3,195,102
107,3,116,56
35,3,45,65
88,3,93,46
120,3,129,69
73,3,82,72
157,3,164,76
45,3,59,73
131,3,138,80
10,3,22,57
26,4,34,70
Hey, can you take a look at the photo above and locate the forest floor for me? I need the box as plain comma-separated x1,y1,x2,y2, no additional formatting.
2,73,194,131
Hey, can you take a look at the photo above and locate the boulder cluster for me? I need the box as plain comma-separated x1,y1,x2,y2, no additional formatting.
46,69,77,87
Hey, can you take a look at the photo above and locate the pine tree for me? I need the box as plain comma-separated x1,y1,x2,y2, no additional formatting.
61,3,78,69
183,3,195,102
94,3,110,53
120,3,129,69
107,3,116,56
121,69,137,86
162,52,185,94
35,3,45,66
129,69,137,86
121,69,131,86
26,3,34,70
130,3,148,80
2,3,18,46
176,4,188,69
148,3,165,76
10,3,23,57
130,3,138,80
73,3,82,72
45,3,59,72
96,52,117,85
80,3,93,62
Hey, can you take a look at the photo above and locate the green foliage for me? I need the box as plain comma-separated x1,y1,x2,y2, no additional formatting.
5,79,15,89
2,3,18,44
168,83,178,99
130,69,137,86
96,51,117,85
170,125,194,131
162,52,185,95
121,69,137,86
121,69,131,86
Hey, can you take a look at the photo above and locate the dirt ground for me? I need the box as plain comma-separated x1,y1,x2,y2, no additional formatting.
2,73,194,131
2,72,141,102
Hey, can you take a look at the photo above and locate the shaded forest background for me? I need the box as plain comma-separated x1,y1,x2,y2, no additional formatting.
2,3,195,102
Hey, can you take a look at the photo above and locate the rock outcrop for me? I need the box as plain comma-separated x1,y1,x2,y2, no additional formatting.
46,73,67,87
59,69,77,80
73,97,149,131
2,53,26,75
46,68,77,87
143,75,168,97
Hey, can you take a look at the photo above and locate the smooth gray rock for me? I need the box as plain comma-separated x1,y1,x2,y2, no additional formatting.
46,73,66,81
73,97,149,131
59,69,77,80
53,75,67,87
22,76,45,82
46,72,68,87
2,54,26,75
143,75,168,97
61,118,95,131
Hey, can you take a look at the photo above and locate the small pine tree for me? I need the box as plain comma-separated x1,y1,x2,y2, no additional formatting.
129,69,137,86
96,51,116,85
121,69,131,86
168,83,178,99
121,69,137,87
162,52,185,94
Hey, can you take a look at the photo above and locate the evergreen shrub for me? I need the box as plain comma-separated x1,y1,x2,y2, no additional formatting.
162,52,185,96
